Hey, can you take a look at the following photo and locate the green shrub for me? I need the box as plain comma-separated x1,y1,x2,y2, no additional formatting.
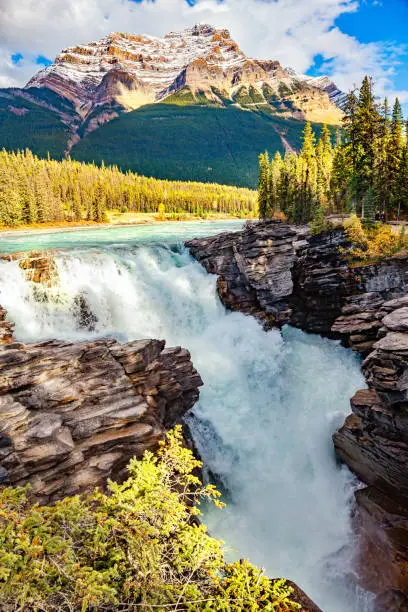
0,427,299,611
343,214,408,262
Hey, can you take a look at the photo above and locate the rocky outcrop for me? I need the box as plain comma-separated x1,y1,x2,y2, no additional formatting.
188,221,408,337
187,221,299,327
0,307,13,344
188,222,355,332
0,336,202,504
332,296,408,607
0,251,58,284
187,220,408,607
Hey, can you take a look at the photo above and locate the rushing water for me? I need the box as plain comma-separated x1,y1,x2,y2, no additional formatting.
0,222,373,611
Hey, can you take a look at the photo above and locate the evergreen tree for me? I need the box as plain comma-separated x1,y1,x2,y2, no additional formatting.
310,204,327,235
331,141,352,213
353,76,381,207
388,98,404,209
298,122,317,223
300,122,316,168
395,146,408,220
342,88,359,209
270,151,283,215
20,178,37,224
91,182,106,222
374,97,392,213
258,152,270,219
316,124,333,207
72,186,82,222
362,186,376,227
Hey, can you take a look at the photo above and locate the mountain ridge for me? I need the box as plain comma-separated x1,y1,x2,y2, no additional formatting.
25,24,344,142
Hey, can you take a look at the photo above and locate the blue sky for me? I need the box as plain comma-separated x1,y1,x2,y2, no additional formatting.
0,0,407,112
333,0,408,102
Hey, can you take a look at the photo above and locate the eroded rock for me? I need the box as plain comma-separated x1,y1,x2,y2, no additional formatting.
0,251,58,285
187,221,299,326
0,337,202,504
0,306,14,344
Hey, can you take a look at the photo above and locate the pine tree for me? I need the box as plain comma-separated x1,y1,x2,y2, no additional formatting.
72,186,82,222
270,151,283,215
388,98,404,211
258,152,270,219
316,124,333,208
91,182,106,222
395,146,408,220
331,141,352,213
342,77,381,211
362,186,376,227
374,97,392,214
20,179,37,224
310,204,327,235
301,122,316,168
298,122,317,223
354,76,381,207
342,89,359,207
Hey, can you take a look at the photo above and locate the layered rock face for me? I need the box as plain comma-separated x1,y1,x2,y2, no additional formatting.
187,220,408,608
333,298,408,608
187,221,298,326
0,335,202,504
0,306,13,344
188,221,408,336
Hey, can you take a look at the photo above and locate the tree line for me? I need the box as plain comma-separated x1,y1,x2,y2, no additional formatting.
258,76,408,225
0,149,257,227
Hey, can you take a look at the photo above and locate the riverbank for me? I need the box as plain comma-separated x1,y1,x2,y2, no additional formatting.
0,211,253,238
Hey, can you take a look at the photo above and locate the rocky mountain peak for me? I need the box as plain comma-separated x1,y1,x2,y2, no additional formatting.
13,24,346,156
25,25,343,120
26,25,247,112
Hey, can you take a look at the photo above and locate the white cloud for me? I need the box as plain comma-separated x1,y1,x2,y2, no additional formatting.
0,0,406,104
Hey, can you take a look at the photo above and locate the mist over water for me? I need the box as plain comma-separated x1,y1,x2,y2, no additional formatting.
0,224,373,611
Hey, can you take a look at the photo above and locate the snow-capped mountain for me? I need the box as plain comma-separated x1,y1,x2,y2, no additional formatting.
26,25,344,125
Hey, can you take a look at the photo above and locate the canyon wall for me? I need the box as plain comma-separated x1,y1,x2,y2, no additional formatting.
187,220,408,611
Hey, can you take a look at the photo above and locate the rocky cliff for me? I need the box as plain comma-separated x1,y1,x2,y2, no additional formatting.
187,220,408,610
0,313,202,504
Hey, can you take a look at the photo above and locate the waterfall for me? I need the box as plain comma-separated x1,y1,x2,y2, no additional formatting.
0,237,373,611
